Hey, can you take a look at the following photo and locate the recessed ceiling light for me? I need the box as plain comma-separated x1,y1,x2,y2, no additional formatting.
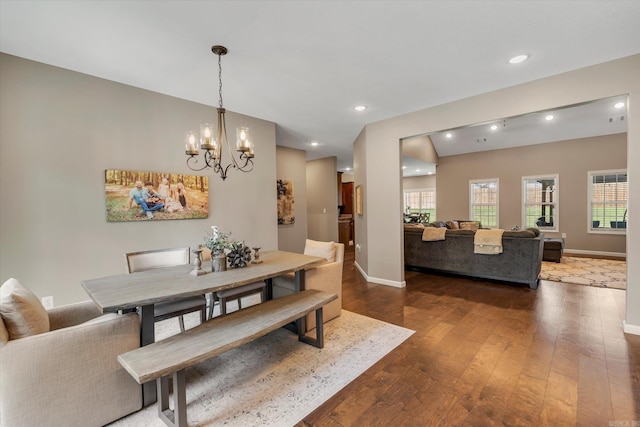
445,133,453,139
354,105,367,111
415,169,421,172
490,124,498,131
345,167,352,171
311,141,319,146
545,114,554,121
402,166,407,170
508,54,529,64
615,102,626,109
428,172,433,175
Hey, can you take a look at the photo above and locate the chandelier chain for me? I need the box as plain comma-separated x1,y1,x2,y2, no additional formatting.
218,53,223,109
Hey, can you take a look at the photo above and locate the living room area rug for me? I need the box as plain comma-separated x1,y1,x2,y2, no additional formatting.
109,310,414,427
539,256,626,289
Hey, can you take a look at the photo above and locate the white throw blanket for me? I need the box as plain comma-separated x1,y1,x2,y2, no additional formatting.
422,227,446,241
474,229,504,254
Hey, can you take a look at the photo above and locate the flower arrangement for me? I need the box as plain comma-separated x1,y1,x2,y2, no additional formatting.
203,226,232,255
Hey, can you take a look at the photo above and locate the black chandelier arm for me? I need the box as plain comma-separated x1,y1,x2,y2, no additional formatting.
236,153,254,172
186,154,212,172
186,150,222,172
218,162,236,181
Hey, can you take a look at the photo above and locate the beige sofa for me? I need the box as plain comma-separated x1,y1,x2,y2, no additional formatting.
0,300,142,426
272,241,344,330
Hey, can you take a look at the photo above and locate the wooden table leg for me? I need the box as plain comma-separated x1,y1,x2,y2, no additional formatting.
265,278,273,300
140,304,157,406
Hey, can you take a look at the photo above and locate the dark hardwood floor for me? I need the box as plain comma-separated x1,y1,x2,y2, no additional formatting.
299,247,640,426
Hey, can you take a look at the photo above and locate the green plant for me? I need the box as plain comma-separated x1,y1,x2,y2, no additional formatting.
203,226,232,255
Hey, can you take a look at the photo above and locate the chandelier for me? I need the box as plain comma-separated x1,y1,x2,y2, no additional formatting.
185,45,254,180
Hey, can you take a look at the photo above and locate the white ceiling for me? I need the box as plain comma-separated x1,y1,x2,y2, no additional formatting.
402,94,629,177
1,1,639,174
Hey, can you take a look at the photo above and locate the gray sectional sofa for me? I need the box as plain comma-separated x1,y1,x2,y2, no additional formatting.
404,226,544,289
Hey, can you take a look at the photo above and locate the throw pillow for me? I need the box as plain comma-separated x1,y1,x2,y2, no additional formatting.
460,221,480,231
0,278,50,340
304,239,336,262
526,227,541,237
445,220,459,229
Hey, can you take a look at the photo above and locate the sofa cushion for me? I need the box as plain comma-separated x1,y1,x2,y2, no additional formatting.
304,239,336,262
0,278,50,340
404,223,425,231
502,230,536,238
446,229,476,236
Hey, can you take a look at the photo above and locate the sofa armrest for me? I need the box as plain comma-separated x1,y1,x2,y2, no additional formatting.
0,312,142,427
47,300,103,331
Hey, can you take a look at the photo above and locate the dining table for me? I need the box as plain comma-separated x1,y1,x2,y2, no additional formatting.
81,249,325,406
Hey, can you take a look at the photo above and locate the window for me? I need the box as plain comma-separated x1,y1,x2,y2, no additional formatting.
404,188,436,223
523,174,558,231
589,170,627,233
469,179,498,228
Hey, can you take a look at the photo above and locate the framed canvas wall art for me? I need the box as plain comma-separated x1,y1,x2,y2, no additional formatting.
105,169,209,222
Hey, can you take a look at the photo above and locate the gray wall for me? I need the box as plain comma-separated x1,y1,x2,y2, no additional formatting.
306,157,338,242
276,146,308,253
0,54,278,306
437,133,627,255
355,53,640,330
353,128,369,276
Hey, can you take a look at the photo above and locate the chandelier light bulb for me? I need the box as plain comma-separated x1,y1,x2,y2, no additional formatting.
185,131,198,155
237,127,251,152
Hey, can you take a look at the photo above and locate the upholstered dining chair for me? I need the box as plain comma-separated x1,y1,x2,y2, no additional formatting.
200,247,267,317
272,240,344,331
125,247,207,332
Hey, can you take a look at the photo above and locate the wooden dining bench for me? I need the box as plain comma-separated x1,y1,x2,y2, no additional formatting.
117,289,338,427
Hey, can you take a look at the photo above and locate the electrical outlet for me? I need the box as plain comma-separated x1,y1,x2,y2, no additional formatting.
322,208,327,214
562,233,567,239
41,296,54,309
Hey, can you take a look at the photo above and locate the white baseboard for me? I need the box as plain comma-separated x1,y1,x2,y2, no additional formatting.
623,321,640,336
354,261,406,288
564,248,626,259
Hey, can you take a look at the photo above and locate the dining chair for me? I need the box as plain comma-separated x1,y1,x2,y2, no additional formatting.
272,240,344,331
216,281,266,316
200,246,267,317
125,247,207,332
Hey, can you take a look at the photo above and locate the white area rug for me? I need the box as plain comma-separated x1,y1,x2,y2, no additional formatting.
540,256,626,289
110,310,414,426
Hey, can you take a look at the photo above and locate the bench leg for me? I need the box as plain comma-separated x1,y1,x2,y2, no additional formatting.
299,307,325,349
157,370,187,427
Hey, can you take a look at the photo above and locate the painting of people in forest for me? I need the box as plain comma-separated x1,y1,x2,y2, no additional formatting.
105,169,209,221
